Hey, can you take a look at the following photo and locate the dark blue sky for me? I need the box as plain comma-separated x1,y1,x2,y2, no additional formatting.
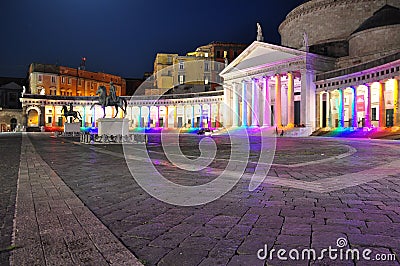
0,0,304,78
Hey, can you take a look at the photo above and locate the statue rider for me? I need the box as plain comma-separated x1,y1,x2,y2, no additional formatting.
69,103,73,113
109,81,117,105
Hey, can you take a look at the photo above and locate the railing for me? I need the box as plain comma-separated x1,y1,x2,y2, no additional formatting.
22,90,224,102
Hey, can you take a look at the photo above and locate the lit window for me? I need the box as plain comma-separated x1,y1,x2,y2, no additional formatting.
205,53,209,58
62,77,65,84
68,78,71,84
205,77,209,85
78,79,82,86
51,76,56,84
224,51,228,58
38,75,43,82
179,61,184,70
179,75,184,85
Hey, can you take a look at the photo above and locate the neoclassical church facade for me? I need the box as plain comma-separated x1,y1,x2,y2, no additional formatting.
220,0,400,135
20,0,400,134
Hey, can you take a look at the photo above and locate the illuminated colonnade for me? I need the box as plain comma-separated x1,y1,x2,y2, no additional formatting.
224,71,308,128
317,74,400,129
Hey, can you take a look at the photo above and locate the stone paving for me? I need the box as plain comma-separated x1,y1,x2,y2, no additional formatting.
11,134,141,265
0,133,21,266
24,133,400,265
1,132,400,265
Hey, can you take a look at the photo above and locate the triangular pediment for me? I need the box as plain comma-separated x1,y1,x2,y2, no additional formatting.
220,41,306,77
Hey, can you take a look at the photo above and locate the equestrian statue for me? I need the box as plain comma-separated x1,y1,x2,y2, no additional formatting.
62,103,82,121
90,82,127,118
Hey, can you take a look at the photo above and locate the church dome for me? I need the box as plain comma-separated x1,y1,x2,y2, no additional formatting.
352,5,400,34
348,5,400,58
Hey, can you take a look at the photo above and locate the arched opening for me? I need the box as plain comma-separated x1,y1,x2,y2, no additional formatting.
10,118,17,131
28,109,39,127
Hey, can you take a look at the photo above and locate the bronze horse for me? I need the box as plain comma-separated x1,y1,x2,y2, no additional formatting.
62,105,82,121
90,86,127,118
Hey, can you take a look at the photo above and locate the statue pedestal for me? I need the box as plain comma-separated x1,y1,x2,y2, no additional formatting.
98,118,129,136
64,122,81,133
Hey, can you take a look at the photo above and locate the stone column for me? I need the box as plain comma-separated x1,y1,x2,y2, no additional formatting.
352,87,358,128
275,74,282,127
251,79,259,126
365,84,372,128
147,106,151,128
22,106,27,128
156,106,160,127
339,89,345,128
223,85,231,127
379,81,386,128
263,77,271,127
232,83,240,127
216,103,220,128
173,106,177,128
319,93,323,128
287,72,295,127
164,106,169,128
191,105,195,128
300,70,316,129
39,106,45,127
184,106,187,128
208,103,212,128
326,92,331,128
80,105,84,127
394,78,400,127
241,80,248,126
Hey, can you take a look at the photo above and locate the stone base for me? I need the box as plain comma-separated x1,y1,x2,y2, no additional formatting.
98,118,129,136
64,122,81,133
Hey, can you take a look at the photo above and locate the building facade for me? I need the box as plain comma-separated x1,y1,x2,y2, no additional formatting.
22,63,126,130
221,1,400,134
151,42,247,95
19,1,400,134
0,81,24,131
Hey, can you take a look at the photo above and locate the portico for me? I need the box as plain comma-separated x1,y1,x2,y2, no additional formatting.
316,59,400,129
220,41,335,134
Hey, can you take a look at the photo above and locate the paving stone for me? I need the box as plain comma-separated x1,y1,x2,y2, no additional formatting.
227,254,265,266
18,133,400,265
158,247,208,266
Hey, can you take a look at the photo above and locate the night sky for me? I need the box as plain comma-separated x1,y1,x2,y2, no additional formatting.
0,0,304,78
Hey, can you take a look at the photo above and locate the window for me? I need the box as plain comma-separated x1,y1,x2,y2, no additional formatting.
51,76,56,84
38,74,43,82
216,51,221,58
167,56,172,64
62,76,65,84
68,78,71,84
204,61,209,72
204,53,209,58
223,51,228,58
47,117,52,124
179,61,184,70
50,88,56,95
204,76,209,85
77,91,82,96
179,75,185,85
78,79,82,86
234,51,238,58
372,108,377,121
